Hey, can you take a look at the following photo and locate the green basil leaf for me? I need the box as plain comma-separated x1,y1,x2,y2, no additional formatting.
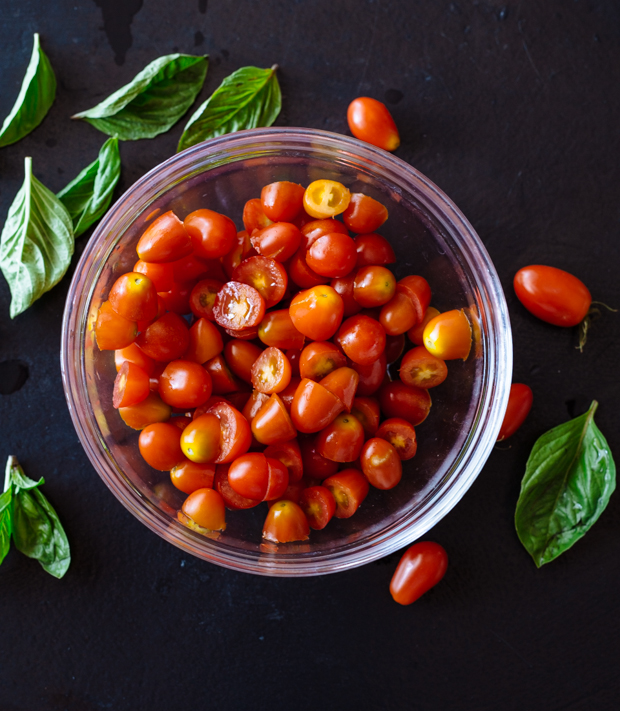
0,157,74,318
0,488,12,566
177,65,281,152
0,33,56,148
8,457,70,579
72,54,208,141
515,401,616,567
57,136,121,237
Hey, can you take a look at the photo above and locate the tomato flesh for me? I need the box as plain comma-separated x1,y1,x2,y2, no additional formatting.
299,486,336,530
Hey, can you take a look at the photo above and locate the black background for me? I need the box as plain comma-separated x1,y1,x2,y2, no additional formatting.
1,1,620,710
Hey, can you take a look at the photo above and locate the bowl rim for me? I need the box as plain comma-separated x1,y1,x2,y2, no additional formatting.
61,127,512,577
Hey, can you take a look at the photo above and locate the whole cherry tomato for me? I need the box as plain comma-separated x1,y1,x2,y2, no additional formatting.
353,266,396,307
380,291,418,336
184,209,236,259
262,500,310,543
497,383,533,441
354,233,396,267
136,210,193,263
229,453,288,502
390,542,448,605
180,413,222,463
138,422,185,471
258,309,305,350
159,360,213,409
299,341,347,381
347,97,400,151
109,272,158,323
185,318,224,365
170,460,216,494
316,412,365,462
513,265,592,327
251,222,302,262
214,464,261,510
349,352,387,396
261,181,305,222
423,309,472,360
336,314,386,365
306,233,357,278
289,285,344,340
343,193,388,234
136,312,190,362
379,381,432,425
181,488,226,531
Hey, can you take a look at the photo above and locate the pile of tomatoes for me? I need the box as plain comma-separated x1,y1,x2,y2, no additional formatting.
94,177,472,544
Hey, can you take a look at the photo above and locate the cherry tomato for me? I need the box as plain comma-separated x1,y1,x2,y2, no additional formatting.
303,180,351,219
261,181,305,222
317,412,365,462
232,256,288,309
353,266,396,307
360,438,402,490
380,291,418,336
407,306,440,346
139,422,185,470
335,314,386,365
319,366,359,412
133,259,175,293
243,197,273,234
251,222,302,262
224,339,263,383
375,417,417,460
229,453,289,502
95,301,137,351
221,230,255,278
119,391,171,430
181,488,226,531
379,381,432,426
115,342,155,376
342,193,388,234
288,245,329,289
278,376,301,413
262,500,310,543
514,265,592,327
267,479,306,508
159,360,213,409
204,354,241,394
423,309,472,360
289,285,344,340
330,273,363,317
213,282,266,331
264,439,303,483
299,486,336,530
299,341,346,381
173,253,226,284
354,233,396,267
214,463,261,510
323,469,369,518
285,348,302,377
185,318,224,364
348,352,387,396
384,334,405,364
291,378,344,434
306,233,358,278
347,97,400,151
184,209,236,259
170,460,216,494
180,413,221,463
390,542,448,605
113,361,150,409
242,390,271,422
258,309,305,350
351,397,381,437
207,401,252,463
299,436,339,480
251,393,297,445
250,347,292,394
225,325,259,341
398,276,432,322
497,383,533,441
136,210,193,263
136,312,190,361
400,346,448,389
155,281,191,315
109,272,158,323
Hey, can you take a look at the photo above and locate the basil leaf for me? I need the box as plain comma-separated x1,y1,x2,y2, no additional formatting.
7,457,70,579
515,401,616,567
177,65,281,152
57,136,121,237
0,33,56,148
0,157,74,318
72,54,208,141
0,488,12,566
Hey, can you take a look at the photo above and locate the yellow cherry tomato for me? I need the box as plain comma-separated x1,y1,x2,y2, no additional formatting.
423,309,472,360
303,180,351,219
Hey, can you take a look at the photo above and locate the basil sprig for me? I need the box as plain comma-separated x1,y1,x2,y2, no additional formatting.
177,65,281,152
515,401,616,567
0,157,74,318
0,33,56,148
57,136,121,237
72,54,208,140
0,456,71,578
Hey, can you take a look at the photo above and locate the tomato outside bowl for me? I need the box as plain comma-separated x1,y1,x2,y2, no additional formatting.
60,128,512,577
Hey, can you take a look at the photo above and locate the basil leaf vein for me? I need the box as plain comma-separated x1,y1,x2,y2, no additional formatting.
0,157,74,318
0,488,12,566
177,65,281,152
515,400,616,567
72,54,208,141
57,136,121,237
0,33,56,148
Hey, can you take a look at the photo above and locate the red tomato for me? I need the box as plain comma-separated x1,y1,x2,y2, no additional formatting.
251,347,292,394
285,348,302,377
224,339,263,383
229,452,288,502
390,542,448,605
207,402,252,463
360,438,402,490
109,272,158,323
351,397,381,437
204,354,241,395
400,346,448,389
136,312,189,362
299,486,336,530
115,342,155,376
299,436,339,480
243,197,273,235
316,412,365,463
279,376,301,413
251,222,302,262
261,181,305,222
323,469,369,518
95,301,137,351
384,333,405,364
221,230,255,278
136,211,193,263
319,366,359,412
306,233,357,278
119,391,171,430
375,418,417,460
497,383,533,441
138,422,185,470
170,460,216,494
423,309,472,360
251,393,297,445
262,501,310,543
301,218,349,248
184,209,237,259
397,276,432,323
264,439,303,483
347,97,400,151
172,253,226,284
514,265,592,327
213,282,266,331
290,378,344,433
185,318,224,365
133,260,175,293
242,390,270,421
335,314,386,365
113,361,150,409
159,360,213,409
157,281,192,315
214,464,261,510
330,273,363,317
379,381,432,426
407,307,440,346
299,341,347,381
288,245,329,288
180,413,222,463
353,266,396,308
289,285,344,340
349,352,387,396
232,256,288,309
181,488,226,531
343,193,388,234
258,309,305,350
354,233,396,267
380,291,418,336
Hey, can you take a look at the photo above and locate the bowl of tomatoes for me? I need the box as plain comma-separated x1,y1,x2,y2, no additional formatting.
61,127,512,576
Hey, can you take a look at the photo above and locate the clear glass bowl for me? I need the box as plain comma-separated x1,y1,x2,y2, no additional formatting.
60,128,512,577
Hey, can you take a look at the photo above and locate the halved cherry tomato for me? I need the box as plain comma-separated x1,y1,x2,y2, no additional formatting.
133,260,175,293
288,246,329,288
109,272,158,323
261,181,305,222
351,397,381,437
319,367,359,412
343,193,388,234
353,266,396,307
323,469,369,518
204,354,241,394
113,361,150,409
229,453,289,502
136,312,189,361
232,256,288,308
181,488,226,531
306,233,357,278
115,342,155,376
379,381,432,425
95,301,137,351
289,285,344,340
225,325,259,341
497,383,533,441
159,360,212,409
250,347,291,394
180,413,221,463
184,209,236,259
299,341,346,381
264,439,303,483
347,97,400,151
330,273,363,317
251,393,297,445
514,265,592,327
170,460,216,494
380,291,418,335
185,318,224,364
207,402,252,463
317,412,365,462
258,309,305,350
397,276,432,323
299,486,336,530
214,463,261,510
376,417,417,460
242,390,270,421
139,422,185,470
243,197,273,234
224,339,263,383
299,436,339,480
354,233,396,267
262,500,310,543
336,314,386,365
407,307,440,346
222,230,255,279
423,309,472,360
213,282,266,331
400,346,448,389
136,211,193,263
390,542,448,605
119,391,171,430
348,352,387,396
360,438,402,489
384,334,405,363
303,180,351,219
251,222,302,262
291,378,344,434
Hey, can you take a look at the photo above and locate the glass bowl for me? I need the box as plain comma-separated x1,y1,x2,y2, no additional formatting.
60,128,512,577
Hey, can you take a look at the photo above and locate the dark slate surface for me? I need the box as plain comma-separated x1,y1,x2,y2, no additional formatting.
1,1,619,709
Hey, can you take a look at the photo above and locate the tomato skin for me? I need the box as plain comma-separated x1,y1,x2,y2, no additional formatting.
224,339,263,383
288,245,329,289
242,390,271,422
95,301,137,351
299,341,347,381
119,391,171,430
423,309,472,361
323,469,369,518
221,230,256,279
115,342,155,376
109,272,158,323
285,348,301,377
343,193,388,234
390,542,448,605
262,500,310,543
289,285,344,341
379,381,432,426
170,460,216,494
347,97,400,151
251,222,302,262
514,265,592,327
159,360,213,409
353,266,396,307
400,346,448,389
136,312,190,362
136,211,193,263
360,438,402,490
349,352,387,396
303,180,351,220
279,376,301,413
251,347,292,394
185,318,224,365
330,273,363,317
336,314,386,365
207,402,252,463
173,253,225,284
290,378,344,434
351,397,381,437
232,256,288,309
139,422,185,470
261,181,305,222
407,307,440,346
251,393,297,445
184,209,237,259
301,218,349,248
264,439,303,483
306,233,358,278
214,463,261,510
354,233,396,267
397,276,432,323
258,309,305,350
181,488,226,531
299,486,336,530
113,361,150,409
380,291,418,336
497,383,533,441
133,260,175,293
316,412,365,463
384,334,405,364
228,452,271,501
299,436,339,480
319,366,359,412
156,281,192,315
376,417,417,460
204,354,241,395
243,198,273,235
180,413,222,463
